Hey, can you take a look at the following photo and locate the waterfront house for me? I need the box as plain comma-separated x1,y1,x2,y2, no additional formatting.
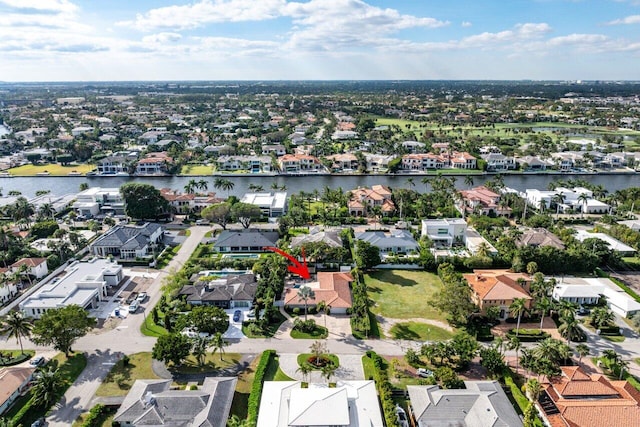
277,154,323,173
348,185,395,217
458,186,511,216
135,152,173,175
73,187,125,218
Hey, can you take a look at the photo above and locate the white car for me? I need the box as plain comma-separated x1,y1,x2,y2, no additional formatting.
128,301,139,313
180,328,210,339
395,405,409,427
136,292,148,302
417,368,434,378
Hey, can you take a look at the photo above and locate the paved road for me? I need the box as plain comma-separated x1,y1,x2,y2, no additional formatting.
46,350,121,427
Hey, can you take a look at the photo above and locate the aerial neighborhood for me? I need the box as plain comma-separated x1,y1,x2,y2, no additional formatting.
2,81,640,427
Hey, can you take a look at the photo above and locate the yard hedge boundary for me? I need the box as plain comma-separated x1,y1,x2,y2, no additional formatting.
365,351,400,427
81,404,106,427
247,349,275,426
502,368,544,427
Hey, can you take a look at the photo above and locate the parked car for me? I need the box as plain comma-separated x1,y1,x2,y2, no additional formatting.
136,292,148,302
576,306,591,316
246,309,256,319
180,328,210,339
128,301,139,313
417,368,434,378
233,310,242,322
29,356,45,367
395,405,409,427
31,418,46,427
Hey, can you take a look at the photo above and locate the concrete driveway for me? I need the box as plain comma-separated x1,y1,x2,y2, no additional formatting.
279,353,365,382
224,308,248,339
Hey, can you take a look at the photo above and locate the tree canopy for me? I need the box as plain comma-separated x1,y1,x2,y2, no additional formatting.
177,306,229,335
231,202,262,228
31,305,97,356
152,333,192,366
120,183,169,220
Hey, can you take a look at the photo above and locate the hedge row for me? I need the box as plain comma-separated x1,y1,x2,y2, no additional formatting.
365,351,399,427
0,352,32,367
506,329,550,342
247,350,275,426
81,404,106,427
502,368,544,427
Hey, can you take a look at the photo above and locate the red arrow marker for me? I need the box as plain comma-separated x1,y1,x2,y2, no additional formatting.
264,246,311,279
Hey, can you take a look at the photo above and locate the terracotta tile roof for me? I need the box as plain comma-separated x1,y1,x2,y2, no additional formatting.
0,367,36,408
284,272,353,309
464,270,532,302
10,257,47,268
540,366,640,427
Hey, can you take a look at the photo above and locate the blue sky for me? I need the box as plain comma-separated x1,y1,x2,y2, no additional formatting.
1,0,640,81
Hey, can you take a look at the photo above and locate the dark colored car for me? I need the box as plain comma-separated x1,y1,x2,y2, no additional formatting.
233,310,242,322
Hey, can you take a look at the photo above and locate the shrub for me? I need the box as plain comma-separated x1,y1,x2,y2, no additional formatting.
293,319,317,333
365,351,400,427
82,404,106,427
121,354,130,367
505,329,550,342
292,307,301,315
247,350,275,425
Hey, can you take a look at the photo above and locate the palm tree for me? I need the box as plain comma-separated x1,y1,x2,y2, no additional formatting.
406,178,415,191
525,378,541,403
210,332,228,362
297,286,316,321
618,359,630,380
197,179,208,192
558,315,582,345
0,311,33,354
553,193,565,220
508,336,521,373
321,363,338,384
590,306,615,329
248,184,264,192
464,175,474,189
316,301,331,333
31,366,64,409
184,179,198,194
575,343,590,363
538,198,547,213
577,192,589,218
38,203,55,220
510,298,528,336
214,178,234,198
191,336,210,367
421,177,432,193
296,363,313,383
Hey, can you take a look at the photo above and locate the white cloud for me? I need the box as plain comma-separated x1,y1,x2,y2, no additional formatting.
461,21,472,27
606,15,640,25
118,0,287,31
142,32,183,44
0,0,78,13
547,33,609,46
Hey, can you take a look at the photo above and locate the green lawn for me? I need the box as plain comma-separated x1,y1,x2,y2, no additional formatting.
0,349,35,366
264,355,294,381
297,353,340,369
242,311,287,338
8,163,95,176
366,270,446,321
171,352,241,374
140,312,169,337
180,164,214,175
95,353,160,397
230,357,259,420
291,325,328,339
389,322,454,341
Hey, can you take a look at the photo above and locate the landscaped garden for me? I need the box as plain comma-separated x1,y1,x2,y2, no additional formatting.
389,322,454,341
95,353,160,397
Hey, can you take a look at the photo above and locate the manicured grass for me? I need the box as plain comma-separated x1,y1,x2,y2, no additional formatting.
230,356,259,420
264,355,294,382
389,322,454,341
242,311,287,338
181,164,214,175
140,311,169,337
297,353,340,369
0,349,35,366
290,325,328,339
171,352,240,374
362,355,376,381
72,408,115,427
96,353,160,397
351,310,381,339
366,270,446,321
603,335,626,343
8,163,95,176
156,244,181,269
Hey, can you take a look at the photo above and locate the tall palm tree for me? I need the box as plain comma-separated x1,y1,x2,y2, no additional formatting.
406,178,415,191
464,175,474,189
575,343,590,363
210,332,228,362
297,286,316,321
191,336,210,367
38,203,55,220
537,297,551,332
577,192,589,218
31,366,64,409
184,179,198,194
197,179,208,192
538,198,547,213
296,363,313,383
214,178,235,198
1,311,33,354
508,336,521,373
525,378,541,403
421,177,432,193
558,315,582,345
553,193,565,220
510,298,528,336
321,363,337,384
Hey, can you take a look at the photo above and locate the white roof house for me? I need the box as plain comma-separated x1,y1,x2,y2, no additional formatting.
240,192,287,217
257,381,383,427
19,258,123,319
574,230,636,255
552,276,640,317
